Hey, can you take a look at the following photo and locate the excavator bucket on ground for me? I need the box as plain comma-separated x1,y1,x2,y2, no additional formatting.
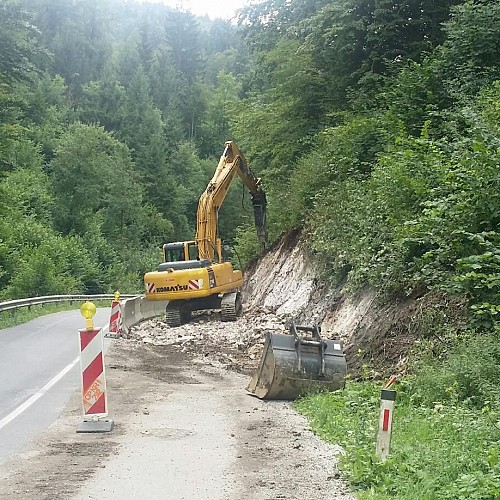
246,321,347,400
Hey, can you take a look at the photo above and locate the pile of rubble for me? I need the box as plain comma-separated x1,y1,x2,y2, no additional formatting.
128,307,289,374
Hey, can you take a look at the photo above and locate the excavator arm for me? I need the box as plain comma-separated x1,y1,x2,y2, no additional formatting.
196,141,267,261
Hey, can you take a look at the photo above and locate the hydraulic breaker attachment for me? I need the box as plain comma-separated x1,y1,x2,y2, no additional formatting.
246,321,346,400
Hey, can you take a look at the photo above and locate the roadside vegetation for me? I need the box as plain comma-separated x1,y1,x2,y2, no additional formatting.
296,326,500,499
297,381,500,499
0,303,77,329
0,300,111,330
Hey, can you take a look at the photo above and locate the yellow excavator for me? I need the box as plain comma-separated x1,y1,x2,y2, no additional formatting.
144,141,267,326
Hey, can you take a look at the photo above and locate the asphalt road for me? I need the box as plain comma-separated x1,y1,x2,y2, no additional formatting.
0,341,353,499
0,308,110,464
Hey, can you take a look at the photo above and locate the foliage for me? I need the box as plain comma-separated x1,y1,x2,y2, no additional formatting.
232,223,264,269
1,0,499,336
276,117,389,232
49,123,144,238
197,71,241,157
407,332,500,410
0,0,497,325
0,216,101,299
296,376,500,499
0,0,263,300
434,0,500,100
0,1,47,84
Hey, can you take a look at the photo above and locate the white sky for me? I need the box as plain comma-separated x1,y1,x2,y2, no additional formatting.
135,0,251,20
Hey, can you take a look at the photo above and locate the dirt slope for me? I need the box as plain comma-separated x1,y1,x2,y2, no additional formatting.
243,231,464,377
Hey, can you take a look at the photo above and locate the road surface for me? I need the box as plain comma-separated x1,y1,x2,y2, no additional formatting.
0,313,353,499
0,308,109,464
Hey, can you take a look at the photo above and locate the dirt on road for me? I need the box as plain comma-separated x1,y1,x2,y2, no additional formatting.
0,310,353,500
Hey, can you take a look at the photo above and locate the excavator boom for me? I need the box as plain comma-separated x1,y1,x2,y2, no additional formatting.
196,141,266,261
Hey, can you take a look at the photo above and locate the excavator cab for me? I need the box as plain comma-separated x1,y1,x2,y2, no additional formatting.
163,242,188,262
158,241,211,272
162,241,198,263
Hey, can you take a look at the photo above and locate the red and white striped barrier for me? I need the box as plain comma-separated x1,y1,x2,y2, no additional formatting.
375,388,397,461
107,299,123,338
80,327,108,416
77,326,113,432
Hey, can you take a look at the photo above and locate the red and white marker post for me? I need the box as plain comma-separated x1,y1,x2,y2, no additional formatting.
107,291,123,338
77,301,113,433
375,388,397,461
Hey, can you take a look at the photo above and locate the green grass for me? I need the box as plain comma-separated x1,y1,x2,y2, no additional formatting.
0,301,111,330
295,381,500,499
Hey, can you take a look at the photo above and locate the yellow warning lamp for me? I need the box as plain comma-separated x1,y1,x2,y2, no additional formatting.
114,291,120,301
80,301,97,331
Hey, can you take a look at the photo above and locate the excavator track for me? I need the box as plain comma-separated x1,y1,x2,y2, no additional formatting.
221,292,242,322
165,303,181,327
165,303,191,327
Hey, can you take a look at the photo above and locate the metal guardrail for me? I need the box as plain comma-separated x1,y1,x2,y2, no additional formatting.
0,294,169,335
0,294,139,313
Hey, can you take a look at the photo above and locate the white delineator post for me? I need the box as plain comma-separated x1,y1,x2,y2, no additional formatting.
375,389,397,461
77,301,113,433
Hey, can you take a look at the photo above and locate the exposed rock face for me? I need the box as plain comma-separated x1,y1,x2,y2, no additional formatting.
131,231,464,377
243,230,316,316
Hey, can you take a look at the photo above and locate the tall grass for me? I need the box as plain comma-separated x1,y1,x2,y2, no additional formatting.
296,334,500,498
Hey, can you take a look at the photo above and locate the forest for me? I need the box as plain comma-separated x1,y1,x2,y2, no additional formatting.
1,0,499,339
2,1,500,495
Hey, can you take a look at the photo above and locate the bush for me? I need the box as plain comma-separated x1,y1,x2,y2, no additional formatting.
232,224,263,269
405,332,500,410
